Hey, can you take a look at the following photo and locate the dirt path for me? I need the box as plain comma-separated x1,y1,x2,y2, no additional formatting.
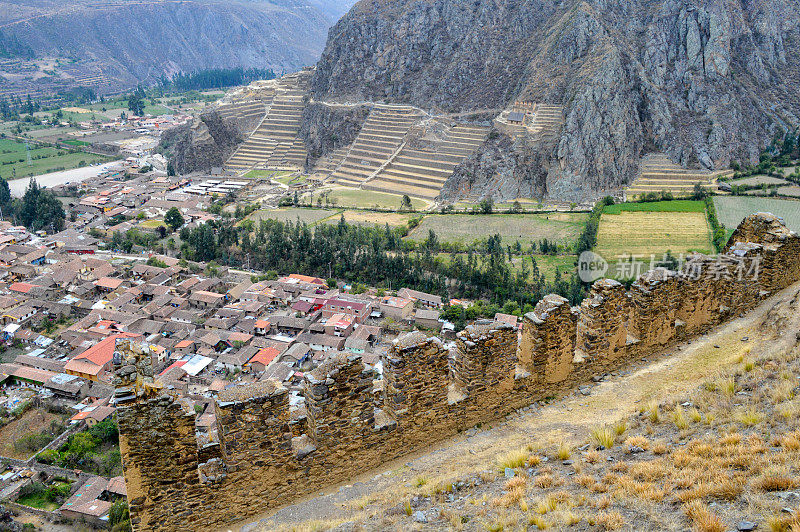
228,282,800,532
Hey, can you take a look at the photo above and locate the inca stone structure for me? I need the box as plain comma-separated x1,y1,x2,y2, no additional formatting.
115,213,800,531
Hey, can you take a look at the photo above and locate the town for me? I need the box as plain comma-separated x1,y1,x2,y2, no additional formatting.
0,165,502,528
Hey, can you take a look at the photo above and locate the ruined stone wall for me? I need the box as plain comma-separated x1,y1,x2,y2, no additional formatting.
115,213,800,531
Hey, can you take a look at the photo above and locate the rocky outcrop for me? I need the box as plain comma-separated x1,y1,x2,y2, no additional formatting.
440,130,550,202
298,103,371,170
159,111,243,175
313,0,800,201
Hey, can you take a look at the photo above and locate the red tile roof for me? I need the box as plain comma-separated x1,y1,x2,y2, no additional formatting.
248,347,279,367
95,277,123,290
74,333,140,367
9,282,37,294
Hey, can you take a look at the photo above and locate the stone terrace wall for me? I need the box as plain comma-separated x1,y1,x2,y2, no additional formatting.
115,213,800,531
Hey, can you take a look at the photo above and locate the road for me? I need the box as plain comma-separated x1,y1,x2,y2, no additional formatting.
9,161,123,197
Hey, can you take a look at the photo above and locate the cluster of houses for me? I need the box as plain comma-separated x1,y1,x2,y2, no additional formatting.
0,217,462,439
51,171,222,241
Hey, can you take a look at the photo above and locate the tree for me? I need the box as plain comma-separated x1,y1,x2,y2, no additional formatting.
0,176,10,212
127,85,146,116
479,198,494,214
164,207,185,231
400,195,413,212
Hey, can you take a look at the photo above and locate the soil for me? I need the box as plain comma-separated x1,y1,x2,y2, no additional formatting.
0,408,64,460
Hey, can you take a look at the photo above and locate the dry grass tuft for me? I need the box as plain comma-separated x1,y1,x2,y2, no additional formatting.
497,447,529,470
652,441,669,455
624,435,649,451
768,510,800,532
672,405,689,430
596,511,625,530
534,474,555,489
527,515,549,530
584,449,601,463
720,377,736,397
684,500,726,532
644,400,661,423
590,426,617,449
753,467,800,492
736,407,765,426
556,442,572,460
527,454,542,468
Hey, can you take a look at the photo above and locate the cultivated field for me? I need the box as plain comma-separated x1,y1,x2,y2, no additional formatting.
306,187,431,211
323,210,415,227
596,208,712,260
776,186,800,198
407,213,588,247
729,175,789,186
247,208,337,226
714,196,800,232
0,139,111,180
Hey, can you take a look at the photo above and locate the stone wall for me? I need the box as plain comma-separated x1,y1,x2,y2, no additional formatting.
115,213,800,531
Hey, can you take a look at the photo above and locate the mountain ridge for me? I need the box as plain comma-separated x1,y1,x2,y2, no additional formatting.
311,0,800,201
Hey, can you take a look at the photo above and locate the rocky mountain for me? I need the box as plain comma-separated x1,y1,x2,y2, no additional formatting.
0,0,354,89
312,0,800,201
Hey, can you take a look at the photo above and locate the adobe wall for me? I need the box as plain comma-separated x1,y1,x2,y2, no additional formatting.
115,213,800,531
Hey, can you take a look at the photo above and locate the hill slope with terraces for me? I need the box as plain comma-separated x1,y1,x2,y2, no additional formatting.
312,0,800,202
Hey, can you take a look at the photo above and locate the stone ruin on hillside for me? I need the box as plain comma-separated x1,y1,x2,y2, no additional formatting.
114,212,800,531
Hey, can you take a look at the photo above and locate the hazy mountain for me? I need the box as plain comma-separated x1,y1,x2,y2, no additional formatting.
0,0,355,88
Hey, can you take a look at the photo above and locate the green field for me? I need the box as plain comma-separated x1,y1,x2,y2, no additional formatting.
0,149,112,180
322,210,415,227
596,201,712,260
406,213,588,247
602,200,706,214
243,170,300,185
247,208,338,226
713,196,800,232
304,187,431,211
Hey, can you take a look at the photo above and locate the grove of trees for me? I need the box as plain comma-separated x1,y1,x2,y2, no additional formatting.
0,177,65,233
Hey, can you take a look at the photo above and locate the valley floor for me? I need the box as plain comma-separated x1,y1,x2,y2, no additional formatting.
230,280,800,532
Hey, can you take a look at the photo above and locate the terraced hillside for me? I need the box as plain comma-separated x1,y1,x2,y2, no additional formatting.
215,85,275,125
329,106,424,187
528,104,563,141
625,154,734,199
225,72,312,172
364,124,489,200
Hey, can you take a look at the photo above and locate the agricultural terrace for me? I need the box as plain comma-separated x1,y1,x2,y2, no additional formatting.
406,213,589,247
0,138,111,180
595,201,713,261
713,196,800,232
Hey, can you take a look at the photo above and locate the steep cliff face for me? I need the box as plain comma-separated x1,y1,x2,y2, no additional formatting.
298,103,371,169
313,0,800,201
441,130,551,202
159,111,244,175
